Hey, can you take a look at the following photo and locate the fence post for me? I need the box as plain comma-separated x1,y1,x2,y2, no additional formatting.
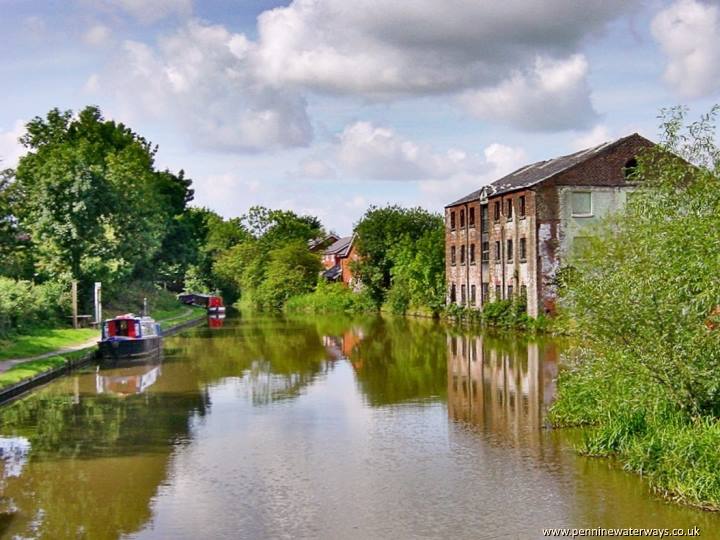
71,280,78,329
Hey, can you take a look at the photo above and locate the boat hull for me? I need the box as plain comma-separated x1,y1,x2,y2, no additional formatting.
98,336,162,360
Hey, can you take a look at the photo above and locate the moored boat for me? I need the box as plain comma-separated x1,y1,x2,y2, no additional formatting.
98,314,162,360
177,292,225,313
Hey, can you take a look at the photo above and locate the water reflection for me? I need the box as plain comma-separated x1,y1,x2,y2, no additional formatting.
0,314,716,539
447,335,559,446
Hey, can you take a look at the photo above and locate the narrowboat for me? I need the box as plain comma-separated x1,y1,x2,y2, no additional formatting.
98,314,162,360
177,293,225,313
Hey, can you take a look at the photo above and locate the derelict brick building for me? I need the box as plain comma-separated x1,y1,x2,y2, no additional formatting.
445,133,654,318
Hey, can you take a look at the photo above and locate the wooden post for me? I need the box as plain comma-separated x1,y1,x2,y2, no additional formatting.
71,280,78,329
143,297,148,317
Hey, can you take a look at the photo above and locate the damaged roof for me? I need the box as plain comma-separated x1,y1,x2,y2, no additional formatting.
324,235,353,257
447,133,650,207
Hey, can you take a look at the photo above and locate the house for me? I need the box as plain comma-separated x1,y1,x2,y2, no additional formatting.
445,133,654,318
322,234,360,287
308,233,340,252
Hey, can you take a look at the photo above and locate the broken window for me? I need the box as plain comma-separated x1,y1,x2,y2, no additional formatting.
571,191,592,216
450,283,457,303
451,246,456,265
520,237,527,261
519,195,526,217
460,209,465,228
506,199,513,220
494,241,501,261
481,205,489,231
460,245,466,265
481,241,489,262
469,207,475,227
494,201,500,221
507,239,513,262
623,157,638,180
469,243,476,264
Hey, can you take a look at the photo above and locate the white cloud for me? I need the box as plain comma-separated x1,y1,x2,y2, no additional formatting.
83,24,111,46
459,55,597,131
651,0,720,98
571,125,612,151
337,121,485,180
83,74,101,94
255,0,636,99
294,158,337,179
111,21,312,152
0,120,27,169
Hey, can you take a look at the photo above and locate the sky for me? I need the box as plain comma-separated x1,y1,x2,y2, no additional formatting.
1,0,719,234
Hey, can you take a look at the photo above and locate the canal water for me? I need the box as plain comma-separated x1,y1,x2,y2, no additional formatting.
0,314,717,539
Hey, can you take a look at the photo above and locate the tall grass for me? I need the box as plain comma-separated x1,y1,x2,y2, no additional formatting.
285,281,376,313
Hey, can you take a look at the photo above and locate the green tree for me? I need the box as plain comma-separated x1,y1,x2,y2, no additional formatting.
254,241,321,309
353,205,444,307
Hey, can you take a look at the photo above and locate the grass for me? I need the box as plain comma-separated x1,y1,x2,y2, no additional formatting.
0,349,94,389
0,327,99,361
158,306,205,331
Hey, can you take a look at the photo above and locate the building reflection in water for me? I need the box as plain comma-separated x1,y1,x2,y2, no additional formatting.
322,327,364,363
447,333,559,446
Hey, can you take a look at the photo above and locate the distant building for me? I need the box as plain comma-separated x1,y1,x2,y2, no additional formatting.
445,133,654,317
322,235,360,287
308,233,340,252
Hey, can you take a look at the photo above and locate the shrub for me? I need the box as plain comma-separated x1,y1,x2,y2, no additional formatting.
285,280,376,313
0,277,71,336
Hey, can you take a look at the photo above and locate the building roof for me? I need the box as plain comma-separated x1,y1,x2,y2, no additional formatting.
324,235,353,257
308,233,340,251
447,133,651,207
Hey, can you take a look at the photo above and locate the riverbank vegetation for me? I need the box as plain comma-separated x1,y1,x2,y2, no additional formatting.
550,106,720,509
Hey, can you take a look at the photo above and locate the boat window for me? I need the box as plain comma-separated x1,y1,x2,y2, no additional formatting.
141,322,157,337
105,319,139,338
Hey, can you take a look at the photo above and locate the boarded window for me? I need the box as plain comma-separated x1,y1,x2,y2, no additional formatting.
481,205,489,230
571,191,592,216
507,239,513,262
520,237,527,261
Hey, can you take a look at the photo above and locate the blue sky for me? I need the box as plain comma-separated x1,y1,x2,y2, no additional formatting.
1,0,719,234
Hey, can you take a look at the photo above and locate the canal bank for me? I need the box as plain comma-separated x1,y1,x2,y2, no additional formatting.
0,312,715,539
0,307,207,406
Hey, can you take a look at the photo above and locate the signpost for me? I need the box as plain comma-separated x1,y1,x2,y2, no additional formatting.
94,282,102,327
71,280,78,329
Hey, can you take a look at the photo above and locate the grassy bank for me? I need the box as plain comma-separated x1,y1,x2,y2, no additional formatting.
0,327,98,361
285,282,376,313
550,349,720,510
0,349,92,389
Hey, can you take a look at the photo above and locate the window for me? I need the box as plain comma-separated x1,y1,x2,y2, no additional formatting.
507,239,513,262
460,245,466,265
623,157,638,180
520,284,527,300
481,205,489,231
495,285,502,300
469,207,475,227
481,241,489,262
469,243,476,264
460,209,465,228
494,241,501,261
506,199,513,220
470,285,476,306
571,191,592,216
450,283,456,303
461,284,466,305
507,285,514,298
520,237,527,261
494,201,501,221
450,211,456,230
450,246,456,265
481,283,489,303
519,195,526,217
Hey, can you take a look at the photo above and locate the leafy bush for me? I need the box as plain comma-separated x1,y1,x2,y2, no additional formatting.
0,277,71,336
285,280,376,313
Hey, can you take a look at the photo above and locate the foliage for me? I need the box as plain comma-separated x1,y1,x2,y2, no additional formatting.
285,280,376,313
0,277,72,337
354,205,444,310
551,106,720,509
254,241,322,310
